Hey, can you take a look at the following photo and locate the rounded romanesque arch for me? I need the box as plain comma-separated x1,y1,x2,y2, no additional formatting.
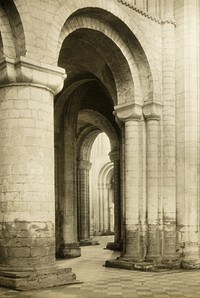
54,1,153,260
75,108,119,245
0,0,26,59
96,162,114,236
77,109,119,158
57,14,154,105
46,1,161,104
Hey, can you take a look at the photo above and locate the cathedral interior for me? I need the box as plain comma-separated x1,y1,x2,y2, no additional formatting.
0,0,200,297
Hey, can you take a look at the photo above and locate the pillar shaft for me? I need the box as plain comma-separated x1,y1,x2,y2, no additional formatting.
113,160,121,243
109,151,121,244
59,122,80,258
162,1,177,261
175,0,200,267
143,102,162,261
103,186,109,233
115,103,143,260
78,160,91,241
0,57,77,290
124,120,141,258
0,84,55,268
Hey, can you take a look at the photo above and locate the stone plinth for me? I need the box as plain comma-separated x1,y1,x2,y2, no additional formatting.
79,239,100,246
105,241,121,251
0,265,78,291
58,243,81,258
105,257,181,272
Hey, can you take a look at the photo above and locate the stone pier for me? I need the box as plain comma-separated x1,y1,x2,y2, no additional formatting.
77,160,99,246
0,57,78,289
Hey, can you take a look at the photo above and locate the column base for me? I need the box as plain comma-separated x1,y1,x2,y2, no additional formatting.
101,231,115,236
105,257,154,271
79,239,100,246
105,242,122,251
145,254,162,263
105,256,181,272
159,255,181,270
181,259,200,269
0,264,80,291
58,242,81,258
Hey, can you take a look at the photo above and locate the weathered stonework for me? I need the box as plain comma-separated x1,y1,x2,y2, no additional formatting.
0,58,78,289
0,0,200,290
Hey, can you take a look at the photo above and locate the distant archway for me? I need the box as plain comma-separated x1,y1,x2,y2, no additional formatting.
54,4,155,260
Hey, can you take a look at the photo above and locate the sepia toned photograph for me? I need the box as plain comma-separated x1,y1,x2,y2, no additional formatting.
0,0,200,297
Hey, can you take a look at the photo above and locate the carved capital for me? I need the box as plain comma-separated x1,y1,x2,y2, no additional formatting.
114,102,142,123
0,56,66,95
78,160,92,171
109,149,120,162
143,102,162,121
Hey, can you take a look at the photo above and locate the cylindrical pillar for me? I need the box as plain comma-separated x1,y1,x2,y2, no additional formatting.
175,0,200,268
161,0,178,263
103,185,110,233
78,160,92,242
0,85,56,267
143,103,162,261
108,150,121,249
0,57,76,290
115,103,143,260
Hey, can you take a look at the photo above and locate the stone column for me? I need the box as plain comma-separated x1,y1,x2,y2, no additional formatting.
115,103,143,260
106,150,121,250
175,0,200,268
98,184,103,234
54,133,60,256
0,57,77,290
143,102,162,262
161,0,178,265
58,119,81,258
103,185,110,234
77,160,98,245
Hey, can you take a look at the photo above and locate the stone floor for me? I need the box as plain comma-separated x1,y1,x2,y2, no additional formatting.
1,236,200,297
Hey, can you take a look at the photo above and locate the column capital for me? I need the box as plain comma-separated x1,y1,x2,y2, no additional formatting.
0,56,66,95
78,160,92,171
143,102,162,121
114,102,142,123
109,149,119,162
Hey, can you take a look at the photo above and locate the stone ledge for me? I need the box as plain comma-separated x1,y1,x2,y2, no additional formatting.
105,257,181,272
0,265,80,291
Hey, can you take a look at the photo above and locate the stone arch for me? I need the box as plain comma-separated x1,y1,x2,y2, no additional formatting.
0,0,26,58
54,0,159,261
47,1,161,103
77,127,101,162
77,109,119,155
58,19,141,104
99,162,114,189
55,77,96,135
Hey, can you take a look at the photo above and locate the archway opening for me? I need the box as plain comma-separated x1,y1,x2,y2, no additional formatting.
54,6,152,260
54,75,121,258
89,133,114,238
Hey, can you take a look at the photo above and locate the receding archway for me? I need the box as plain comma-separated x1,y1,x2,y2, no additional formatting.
54,5,154,262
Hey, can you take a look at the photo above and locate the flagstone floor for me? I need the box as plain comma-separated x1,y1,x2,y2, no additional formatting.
1,236,200,298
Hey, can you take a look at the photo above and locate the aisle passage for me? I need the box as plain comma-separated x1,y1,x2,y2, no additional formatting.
1,236,200,298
